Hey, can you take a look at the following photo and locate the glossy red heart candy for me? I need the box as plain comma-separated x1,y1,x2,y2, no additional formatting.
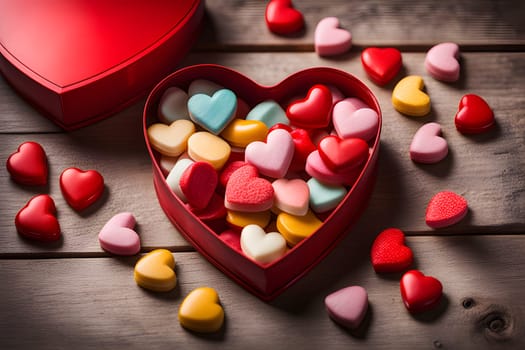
318,136,369,172
286,84,332,129
425,191,468,228
400,270,443,313
289,128,317,171
455,94,495,134
60,167,104,211
15,194,61,241
6,141,48,186
361,48,402,85
265,0,304,35
370,228,413,273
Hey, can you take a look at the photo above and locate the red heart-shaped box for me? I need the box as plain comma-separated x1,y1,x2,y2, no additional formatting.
0,0,203,130
143,64,382,300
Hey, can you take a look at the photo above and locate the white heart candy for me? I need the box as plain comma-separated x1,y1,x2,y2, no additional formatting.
240,224,287,264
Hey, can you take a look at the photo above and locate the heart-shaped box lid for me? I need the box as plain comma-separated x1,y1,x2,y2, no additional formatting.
0,0,204,130
144,64,382,301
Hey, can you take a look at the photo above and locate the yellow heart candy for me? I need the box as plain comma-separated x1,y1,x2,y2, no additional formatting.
226,209,271,229
220,119,268,148
147,120,195,157
178,287,224,333
187,131,231,170
134,249,176,292
392,75,431,117
276,209,323,246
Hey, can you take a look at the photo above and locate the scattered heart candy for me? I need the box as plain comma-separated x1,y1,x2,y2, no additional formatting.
361,47,402,85
265,0,304,35
371,228,413,273
6,141,48,186
454,94,495,134
178,286,224,333
392,75,431,117
188,88,237,134
286,84,332,129
158,87,190,124
134,249,176,292
325,285,368,329
59,167,104,211
425,42,460,82
409,122,448,164
15,194,61,242
400,270,443,313
315,17,352,56
98,212,140,256
425,191,468,228
240,224,287,264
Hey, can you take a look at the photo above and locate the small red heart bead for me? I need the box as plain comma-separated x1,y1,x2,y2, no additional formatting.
361,48,402,85
60,167,104,211
265,0,304,35
318,136,369,172
15,194,61,242
455,94,495,134
286,84,333,129
425,191,468,228
6,141,48,186
371,228,413,273
400,270,443,313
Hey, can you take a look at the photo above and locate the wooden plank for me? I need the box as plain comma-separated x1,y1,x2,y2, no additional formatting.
197,0,525,50
1,235,524,349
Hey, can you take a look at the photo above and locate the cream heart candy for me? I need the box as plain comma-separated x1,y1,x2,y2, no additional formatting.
158,87,190,124
98,212,140,256
409,122,448,164
272,178,309,216
240,224,287,264
314,17,352,56
147,119,195,157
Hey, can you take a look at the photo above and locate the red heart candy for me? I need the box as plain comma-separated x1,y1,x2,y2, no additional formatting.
425,191,468,228
265,0,304,35
361,48,402,86
400,270,443,313
15,194,61,241
289,128,317,171
370,228,413,273
318,136,369,172
6,141,48,186
286,84,332,129
189,192,226,221
224,164,274,212
180,161,218,210
60,167,104,211
455,94,495,134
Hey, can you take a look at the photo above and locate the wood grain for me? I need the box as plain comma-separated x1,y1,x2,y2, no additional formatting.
197,0,525,50
1,235,524,349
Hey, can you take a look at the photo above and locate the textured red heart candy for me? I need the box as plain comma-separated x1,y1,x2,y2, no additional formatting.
180,161,218,210
265,0,304,35
455,94,495,134
15,194,61,241
6,141,48,186
225,164,274,212
318,136,369,172
361,48,402,85
60,167,104,211
371,228,413,273
286,84,333,129
400,270,443,313
425,191,468,228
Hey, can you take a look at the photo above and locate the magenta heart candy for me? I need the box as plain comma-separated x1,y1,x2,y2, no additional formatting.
325,285,368,329
98,212,141,255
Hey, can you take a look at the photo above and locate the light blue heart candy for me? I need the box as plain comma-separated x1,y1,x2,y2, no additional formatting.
307,178,348,213
245,100,289,128
188,88,237,134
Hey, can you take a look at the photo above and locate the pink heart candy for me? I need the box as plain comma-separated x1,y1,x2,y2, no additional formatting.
98,212,141,256
245,128,294,178
325,285,368,330
409,122,448,164
272,178,310,216
305,150,363,186
315,17,352,56
333,100,378,142
425,42,460,82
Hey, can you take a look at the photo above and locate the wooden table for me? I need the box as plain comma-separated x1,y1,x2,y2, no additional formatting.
1,1,524,348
